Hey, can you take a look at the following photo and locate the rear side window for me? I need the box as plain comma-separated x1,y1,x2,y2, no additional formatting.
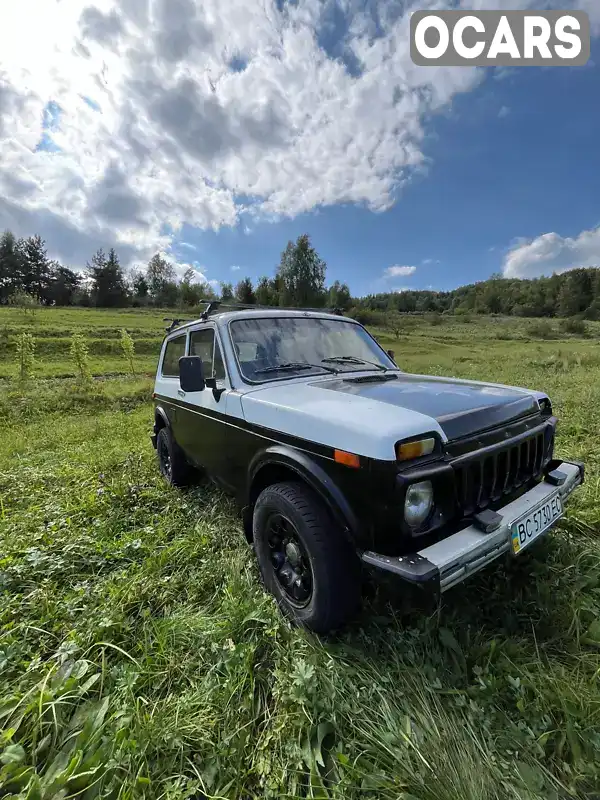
161,335,186,377
190,328,226,380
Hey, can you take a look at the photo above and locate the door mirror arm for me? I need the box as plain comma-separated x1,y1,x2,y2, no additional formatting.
205,375,226,401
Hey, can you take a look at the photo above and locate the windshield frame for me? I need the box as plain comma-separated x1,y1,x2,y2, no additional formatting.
226,314,399,386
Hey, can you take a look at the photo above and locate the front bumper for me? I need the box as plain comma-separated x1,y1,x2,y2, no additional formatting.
361,460,584,593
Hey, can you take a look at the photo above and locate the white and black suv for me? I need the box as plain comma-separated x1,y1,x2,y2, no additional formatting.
151,303,584,632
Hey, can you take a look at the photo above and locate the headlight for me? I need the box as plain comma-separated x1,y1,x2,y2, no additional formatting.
404,480,434,527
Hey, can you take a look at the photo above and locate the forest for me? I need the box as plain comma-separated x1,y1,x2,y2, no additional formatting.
1,228,598,319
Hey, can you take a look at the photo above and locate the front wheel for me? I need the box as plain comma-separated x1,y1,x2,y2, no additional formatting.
253,481,361,633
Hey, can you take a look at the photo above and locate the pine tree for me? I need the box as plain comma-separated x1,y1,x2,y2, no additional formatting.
131,271,149,301
0,230,25,301
21,235,53,303
49,265,80,306
89,248,128,307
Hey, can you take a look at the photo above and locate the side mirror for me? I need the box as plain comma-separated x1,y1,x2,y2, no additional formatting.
179,356,205,392
387,349,396,362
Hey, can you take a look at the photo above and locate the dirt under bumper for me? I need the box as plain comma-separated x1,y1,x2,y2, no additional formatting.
361,460,584,593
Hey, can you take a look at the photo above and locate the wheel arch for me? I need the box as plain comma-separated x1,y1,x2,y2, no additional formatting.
154,405,170,433
243,445,361,546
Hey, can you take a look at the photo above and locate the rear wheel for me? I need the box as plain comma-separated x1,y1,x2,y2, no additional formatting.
156,427,192,487
253,481,361,633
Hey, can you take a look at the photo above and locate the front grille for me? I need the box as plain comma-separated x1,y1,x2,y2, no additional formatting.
453,426,554,516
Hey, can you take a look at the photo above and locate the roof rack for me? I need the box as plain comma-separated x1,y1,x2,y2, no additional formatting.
163,317,192,333
199,300,221,321
197,300,346,316
163,302,346,333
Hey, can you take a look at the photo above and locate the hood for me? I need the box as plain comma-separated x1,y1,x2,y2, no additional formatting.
315,373,540,441
239,372,542,461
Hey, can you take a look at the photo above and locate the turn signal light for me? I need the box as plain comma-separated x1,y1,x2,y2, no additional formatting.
334,449,360,468
396,437,435,462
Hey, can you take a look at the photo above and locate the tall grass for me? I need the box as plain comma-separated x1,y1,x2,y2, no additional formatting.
1,309,599,798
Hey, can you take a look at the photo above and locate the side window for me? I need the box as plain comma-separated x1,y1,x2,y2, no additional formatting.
161,335,186,378
190,328,226,381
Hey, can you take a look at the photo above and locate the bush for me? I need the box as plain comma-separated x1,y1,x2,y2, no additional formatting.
456,312,473,323
559,317,588,336
70,332,92,386
120,329,136,376
8,290,42,318
528,320,555,339
495,327,514,341
15,332,35,387
425,312,443,326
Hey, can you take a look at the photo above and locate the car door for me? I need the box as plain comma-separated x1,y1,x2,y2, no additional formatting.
177,324,232,483
155,332,188,447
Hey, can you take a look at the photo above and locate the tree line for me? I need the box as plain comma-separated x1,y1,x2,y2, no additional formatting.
1,227,598,318
0,230,351,312
354,269,600,320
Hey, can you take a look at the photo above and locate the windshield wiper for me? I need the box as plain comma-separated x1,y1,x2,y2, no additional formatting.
321,356,388,372
254,362,339,375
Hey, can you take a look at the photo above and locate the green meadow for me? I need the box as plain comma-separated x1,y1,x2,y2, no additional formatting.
1,306,599,799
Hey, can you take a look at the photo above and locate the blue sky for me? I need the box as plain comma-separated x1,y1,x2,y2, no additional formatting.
173,40,600,296
1,0,599,296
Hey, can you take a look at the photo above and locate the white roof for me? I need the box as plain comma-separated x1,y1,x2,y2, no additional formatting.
215,308,353,324
170,308,356,334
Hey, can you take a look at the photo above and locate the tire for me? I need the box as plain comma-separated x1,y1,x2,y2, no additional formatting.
253,481,361,633
156,426,191,487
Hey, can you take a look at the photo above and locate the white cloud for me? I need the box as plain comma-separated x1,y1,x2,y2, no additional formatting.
498,105,510,118
577,0,600,35
138,254,209,284
503,225,600,278
384,265,417,278
0,0,596,271
231,264,241,271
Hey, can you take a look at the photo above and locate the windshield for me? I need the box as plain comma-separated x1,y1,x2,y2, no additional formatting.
230,316,396,382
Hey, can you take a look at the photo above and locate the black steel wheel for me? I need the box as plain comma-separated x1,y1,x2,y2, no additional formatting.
265,512,313,607
253,481,361,633
156,426,191,487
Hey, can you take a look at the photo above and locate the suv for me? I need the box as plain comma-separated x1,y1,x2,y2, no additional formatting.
151,305,584,632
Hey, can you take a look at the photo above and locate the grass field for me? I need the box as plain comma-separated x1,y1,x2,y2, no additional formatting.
1,306,599,799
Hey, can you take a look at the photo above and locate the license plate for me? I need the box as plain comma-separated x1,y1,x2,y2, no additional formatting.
511,492,563,554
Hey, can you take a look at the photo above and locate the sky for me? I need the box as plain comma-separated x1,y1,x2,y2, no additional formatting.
0,0,599,297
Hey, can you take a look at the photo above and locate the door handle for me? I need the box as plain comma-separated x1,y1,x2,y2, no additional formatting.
177,390,185,398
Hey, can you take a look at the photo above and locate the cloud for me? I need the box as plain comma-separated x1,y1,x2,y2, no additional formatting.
503,225,600,279
163,257,209,284
498,105,510,118
0,0,596,271
577,0,600,35
231,264,241,271
384,265,417,278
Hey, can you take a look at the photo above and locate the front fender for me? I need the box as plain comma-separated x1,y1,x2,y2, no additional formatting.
247,445,361,543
